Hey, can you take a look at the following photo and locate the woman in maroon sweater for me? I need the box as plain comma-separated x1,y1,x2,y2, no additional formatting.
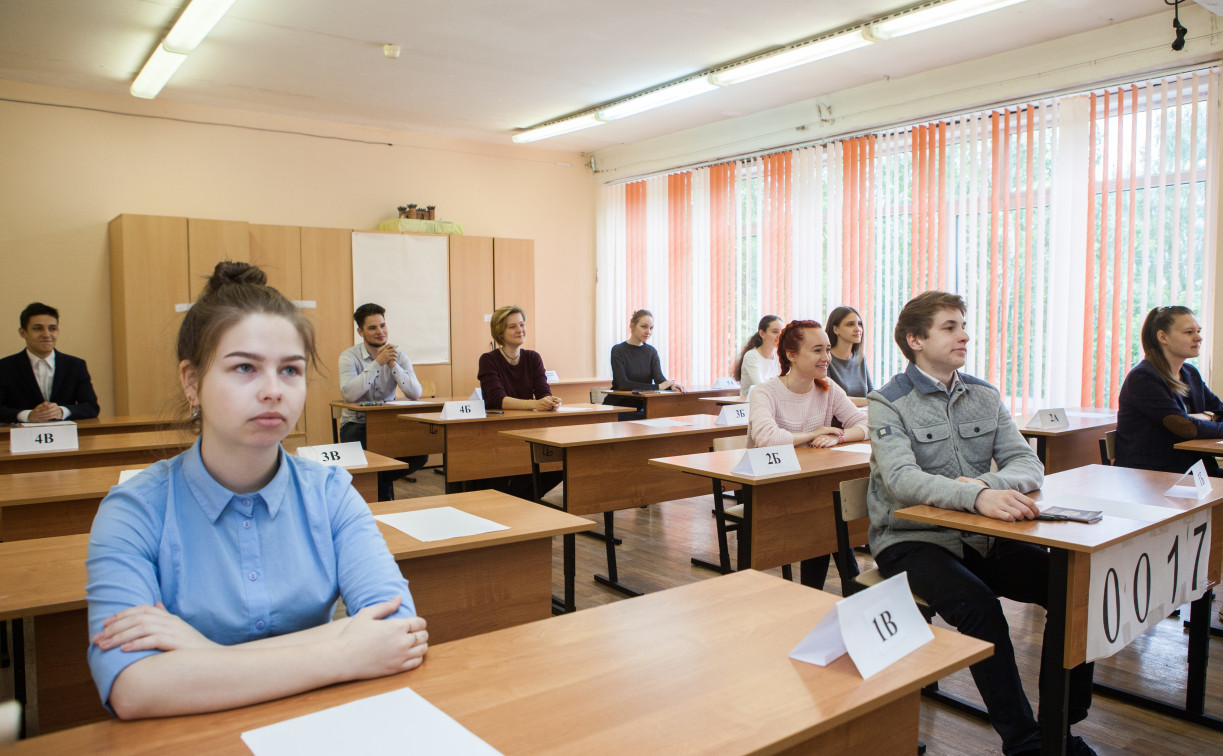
477,305,560,410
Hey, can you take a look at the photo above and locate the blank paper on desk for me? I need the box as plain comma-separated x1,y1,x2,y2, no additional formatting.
376,506,509,541
241,687,501,755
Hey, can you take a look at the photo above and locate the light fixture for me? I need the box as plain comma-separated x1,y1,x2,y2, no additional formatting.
130,0,239,99
711,31,873,87
130,45,189,99
512,114,605,143
867,0,1030,41
597,77,720,121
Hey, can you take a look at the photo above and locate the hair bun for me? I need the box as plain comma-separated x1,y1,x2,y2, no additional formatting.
206,261,267,293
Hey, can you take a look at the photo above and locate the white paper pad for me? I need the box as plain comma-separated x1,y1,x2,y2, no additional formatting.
555,406,595,412
376,507,509,542
629,418,690,427
385,399,436,406
1038,495,1176,523
1066,411,1113,419
831,443,872,454
241,687,501,756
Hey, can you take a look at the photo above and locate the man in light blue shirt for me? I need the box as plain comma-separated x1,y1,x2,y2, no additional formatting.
338,303,426,499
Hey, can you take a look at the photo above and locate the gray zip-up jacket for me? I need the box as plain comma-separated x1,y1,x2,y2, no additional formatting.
866,363,1043,558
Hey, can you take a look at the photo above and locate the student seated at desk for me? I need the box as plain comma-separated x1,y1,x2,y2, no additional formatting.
0,301,99,422
866,291,1095,756
604,309,684,417
1116,305,1223,476
86,262,426,719
733,315,782,398
477,305,560,411
825,305,874,399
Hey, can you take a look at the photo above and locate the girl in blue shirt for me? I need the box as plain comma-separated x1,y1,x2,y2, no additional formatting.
87,262,427,719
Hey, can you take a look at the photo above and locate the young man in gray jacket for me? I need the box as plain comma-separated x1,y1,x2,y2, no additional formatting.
867,291,1095,756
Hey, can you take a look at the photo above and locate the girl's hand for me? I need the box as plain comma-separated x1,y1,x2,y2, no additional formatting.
808,427,844,448
92,602,219,653
335,597,429,680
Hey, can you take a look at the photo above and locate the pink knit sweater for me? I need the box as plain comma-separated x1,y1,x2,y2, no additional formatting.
747,377,868,448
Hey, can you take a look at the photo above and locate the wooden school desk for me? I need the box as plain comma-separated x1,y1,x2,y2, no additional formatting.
545,377,611,405
0,452,406,541
649,444,873,586
0,490,592,735
895,464,1223,755
1173,437,1223,459
603,385,737,418
8,570,992,755
0,430,305,476
0,414,173,437
499,415,747,608
398,404,620,493
1016,408,1117,473
328,398,453,455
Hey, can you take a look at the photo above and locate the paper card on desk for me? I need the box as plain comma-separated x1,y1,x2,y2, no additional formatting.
16,420,75,427
715,403,749,426
830,443,873,454
469,388,483,401
790,572,933,678
1026,408,1069,429
241,686,502,756
376,506,509,542
296,442,366,467
545,370,559,382
629,418,691,428
10,423,78,453
1165,460,1212,500
118,468,147,484
555,405,594,412
730,445,800,476
441,400,486,420
713,376,740,389
386,399,434,406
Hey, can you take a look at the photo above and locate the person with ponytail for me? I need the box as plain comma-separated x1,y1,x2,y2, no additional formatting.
86,262,427,719
826,305,873,400
748,319,867,449
1115,305,1223,475
733,315,782,397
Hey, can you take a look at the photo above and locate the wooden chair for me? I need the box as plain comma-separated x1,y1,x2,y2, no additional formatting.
832,477,989,723
1099,429,1116,465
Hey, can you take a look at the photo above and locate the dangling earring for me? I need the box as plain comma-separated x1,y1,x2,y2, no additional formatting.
190,404,201,420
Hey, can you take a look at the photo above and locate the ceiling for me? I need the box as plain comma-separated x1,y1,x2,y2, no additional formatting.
0,0,1184,153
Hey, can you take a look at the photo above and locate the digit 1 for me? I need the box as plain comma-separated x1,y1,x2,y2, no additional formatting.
1167,535,1179,603
1191,522,1208,590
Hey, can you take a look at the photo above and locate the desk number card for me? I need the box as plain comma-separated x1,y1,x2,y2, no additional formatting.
715,403,749,426
468,388,483,401
1165,459,1212,500
441,400,486,420
730,444,800,476
544,370,559,383
297,442,367,467
713,376,740,389
1027,408,1070,429
10,423,78,454
790,572,934,678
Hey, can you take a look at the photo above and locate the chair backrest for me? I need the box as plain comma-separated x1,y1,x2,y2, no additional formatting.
713,435,748,452
1100,429,1117,465
590,387,610,404
419,379,437,398
838,476,871,521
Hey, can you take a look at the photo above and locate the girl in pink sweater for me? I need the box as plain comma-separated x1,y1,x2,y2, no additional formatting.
748,320,868,448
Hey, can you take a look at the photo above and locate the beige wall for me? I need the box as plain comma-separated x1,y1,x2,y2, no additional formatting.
0,79,596,416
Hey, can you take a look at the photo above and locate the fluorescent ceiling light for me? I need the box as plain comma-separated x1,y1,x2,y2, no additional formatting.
130,45,189,99
868,0,1031,41
512,114,604,143
711,30,872,87
164,0,240,53
597,77,720,121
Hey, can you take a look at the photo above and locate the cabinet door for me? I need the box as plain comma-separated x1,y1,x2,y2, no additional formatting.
109,214,190,415
449,236,494,396
301,227,351,446
493,238,535,351
187,219,250,298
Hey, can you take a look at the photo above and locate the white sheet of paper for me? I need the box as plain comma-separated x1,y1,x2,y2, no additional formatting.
375,506,509,542
629,418,691,427
1066,411,1113,419
555,406,595,412
118,468,146,484
386,399,435,406
830,443,873,454
16,420,76,427
1037,495,1172,523
241,687,501,756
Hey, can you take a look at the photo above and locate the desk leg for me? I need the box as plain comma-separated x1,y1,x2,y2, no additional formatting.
738,486,752,570
552,533,576,615
593,512,643,598
798,555,830,590
1035,436,1047,466
1039,548,1069,756
12,619,25,738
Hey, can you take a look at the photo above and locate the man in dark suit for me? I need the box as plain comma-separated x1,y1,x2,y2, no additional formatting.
0,302,99,423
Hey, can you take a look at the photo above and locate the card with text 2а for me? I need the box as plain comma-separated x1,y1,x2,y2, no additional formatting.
715,403,749,426
10,423,79,454
1026,407,1070,430
731,444,800,476
790,572,934,678
441,400,486,420
1086,507,1212,662
296,441,367,467
1165,459,1213,500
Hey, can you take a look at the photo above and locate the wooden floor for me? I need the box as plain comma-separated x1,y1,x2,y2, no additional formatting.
6,466,1223,753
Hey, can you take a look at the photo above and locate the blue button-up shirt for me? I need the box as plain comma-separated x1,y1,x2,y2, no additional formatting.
86,439,415,708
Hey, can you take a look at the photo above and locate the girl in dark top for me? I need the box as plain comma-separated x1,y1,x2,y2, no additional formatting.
477,305,560,411
1116,305,1223,475
604,309,683,413
825,305,873,399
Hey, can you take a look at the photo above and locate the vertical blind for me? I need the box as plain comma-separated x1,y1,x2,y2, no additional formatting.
597,67,1219,408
